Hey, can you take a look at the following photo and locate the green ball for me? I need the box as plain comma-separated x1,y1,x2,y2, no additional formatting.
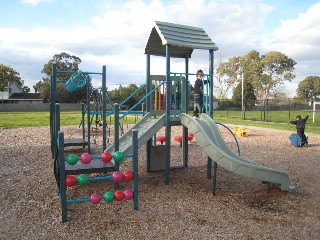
113,151,124,162
66,154,78,165
103,192,114,203
77,174,89,185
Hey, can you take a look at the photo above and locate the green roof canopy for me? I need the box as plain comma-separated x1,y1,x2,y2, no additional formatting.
145,21,218,58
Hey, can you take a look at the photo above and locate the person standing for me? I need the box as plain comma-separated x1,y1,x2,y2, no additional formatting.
193,69,209,118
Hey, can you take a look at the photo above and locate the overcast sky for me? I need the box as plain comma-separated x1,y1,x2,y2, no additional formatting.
0,0,319,97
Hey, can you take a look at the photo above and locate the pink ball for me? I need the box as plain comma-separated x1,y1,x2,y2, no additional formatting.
112,171,123,182
80,153,92,164
123,189,133,200
90,193,101,204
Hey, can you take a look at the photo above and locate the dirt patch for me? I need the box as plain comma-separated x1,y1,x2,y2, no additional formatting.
0,125,319,239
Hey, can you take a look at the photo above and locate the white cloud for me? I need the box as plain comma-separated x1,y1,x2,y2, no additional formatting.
266,2,320,61
262,2,320,96
21,0,52,6
3,0,316,97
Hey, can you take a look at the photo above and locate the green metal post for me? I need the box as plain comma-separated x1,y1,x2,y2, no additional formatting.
58,131,68,223
183,56,189,168
50,64,57,159
132,129,139,210
207,49,214,179
165,44,171,185
86,77,91,153
102,65,107,150
114,103,120,189
146,51,152,173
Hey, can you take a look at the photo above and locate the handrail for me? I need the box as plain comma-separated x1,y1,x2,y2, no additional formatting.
120,82,165,119
215,122,241,156
119,83,147,107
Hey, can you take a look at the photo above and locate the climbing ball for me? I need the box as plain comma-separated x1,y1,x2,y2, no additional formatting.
77,174,89,185
65,175,76,187
112,171,123,182
103,192,114,203
188,132,194,141
175,135,183,142
101,152,112,163
114,190,124,201
90,193,101,204
113,151,124,162
80,153,92,164
123,189,133,200
123,171,134,181
66,154,78,165
156,136,166,144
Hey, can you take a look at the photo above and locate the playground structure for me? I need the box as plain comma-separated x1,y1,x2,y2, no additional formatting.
50,65,146,154
102,21,291,191
50,21,293,222
50,66,106,155
53,103,139,222
56,121,138,222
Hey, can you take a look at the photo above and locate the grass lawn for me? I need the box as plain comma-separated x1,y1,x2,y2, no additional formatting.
0,110,319,134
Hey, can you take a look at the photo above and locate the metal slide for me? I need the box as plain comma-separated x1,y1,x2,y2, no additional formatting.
180,113,292,191
105,113,166,165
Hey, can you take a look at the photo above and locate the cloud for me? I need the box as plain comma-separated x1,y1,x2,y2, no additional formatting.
261,2,320,95
266,2,320,61
2,0,314,96
20,0,52,6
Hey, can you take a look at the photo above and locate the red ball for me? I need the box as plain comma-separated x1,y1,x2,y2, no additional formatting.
123,171,134,181
114,190,124,201
175,135,183,142
80,153,92,164
101,152,112,163
156,136,166,144
188,132,194,141
123,189,133,200
65,175,76,187
90,193,101,204
112,171,123,182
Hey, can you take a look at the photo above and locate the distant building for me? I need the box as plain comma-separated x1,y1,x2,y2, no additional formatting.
0,82,42,104
0,82,21,100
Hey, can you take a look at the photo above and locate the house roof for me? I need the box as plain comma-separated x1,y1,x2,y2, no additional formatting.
9,93,41,100
145,21,218,58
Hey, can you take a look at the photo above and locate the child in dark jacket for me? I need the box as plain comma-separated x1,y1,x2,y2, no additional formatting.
289,115,309,144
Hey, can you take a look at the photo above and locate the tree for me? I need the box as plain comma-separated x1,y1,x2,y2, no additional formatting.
35,52,87,103
21,86,31,94
297,76,320,104
259,51,296,99
232,81,256,104
108,84,145,110
216,56,241,98
240,50,261,95
0,64,24,91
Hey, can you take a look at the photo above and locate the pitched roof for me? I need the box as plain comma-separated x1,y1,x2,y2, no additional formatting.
9,93,41,100
145,21,218,58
